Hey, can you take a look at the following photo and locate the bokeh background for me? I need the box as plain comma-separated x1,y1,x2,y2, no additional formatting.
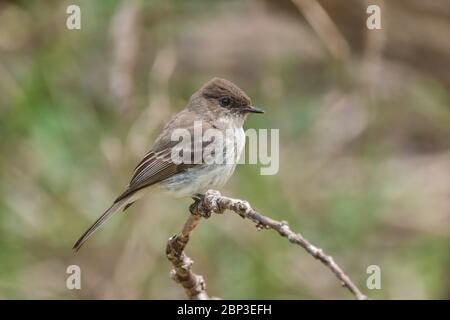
0,0,449,299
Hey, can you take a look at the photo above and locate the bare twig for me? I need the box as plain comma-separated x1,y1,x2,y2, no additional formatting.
109,0,140,115
166,213,210,300
167,190,368,300
291,0,351,61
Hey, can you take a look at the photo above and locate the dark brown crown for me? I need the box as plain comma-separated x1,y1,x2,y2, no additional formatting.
200,78,251,107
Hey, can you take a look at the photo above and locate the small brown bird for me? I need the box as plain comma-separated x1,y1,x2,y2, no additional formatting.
73,78,264,251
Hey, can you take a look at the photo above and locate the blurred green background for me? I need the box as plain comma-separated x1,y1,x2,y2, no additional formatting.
0,0,449,299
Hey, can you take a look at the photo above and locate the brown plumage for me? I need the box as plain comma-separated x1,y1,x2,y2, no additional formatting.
73,78,263,251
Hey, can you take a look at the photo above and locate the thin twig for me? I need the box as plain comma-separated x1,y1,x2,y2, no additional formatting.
167,190,368,300
291,0,351,61
109,0,140,115
166,213,210,300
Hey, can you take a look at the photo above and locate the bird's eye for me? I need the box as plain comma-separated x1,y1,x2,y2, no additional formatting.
219,97,231,107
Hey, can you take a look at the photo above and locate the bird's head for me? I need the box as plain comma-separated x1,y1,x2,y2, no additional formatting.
194,78,264,122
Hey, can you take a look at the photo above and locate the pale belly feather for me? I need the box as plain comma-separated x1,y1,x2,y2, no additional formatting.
160,126,245,197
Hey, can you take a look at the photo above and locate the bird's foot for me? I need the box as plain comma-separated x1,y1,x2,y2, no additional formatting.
189,193,204,216
189,193,212,218
192,193,204,202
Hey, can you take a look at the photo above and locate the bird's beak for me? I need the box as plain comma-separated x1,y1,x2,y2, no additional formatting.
243,106,265,114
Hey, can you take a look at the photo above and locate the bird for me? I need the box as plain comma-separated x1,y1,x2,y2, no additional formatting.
73,77,264,251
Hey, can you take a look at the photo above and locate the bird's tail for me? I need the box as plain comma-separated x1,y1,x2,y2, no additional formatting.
73,197,128,252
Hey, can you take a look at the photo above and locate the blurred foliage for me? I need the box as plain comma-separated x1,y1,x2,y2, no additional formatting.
0,0,449,299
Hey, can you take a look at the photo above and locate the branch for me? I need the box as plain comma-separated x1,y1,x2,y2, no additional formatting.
166,213,210,300
166,190,368,300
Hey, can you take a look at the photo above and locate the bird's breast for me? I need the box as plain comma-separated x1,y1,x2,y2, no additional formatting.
159,125,245,198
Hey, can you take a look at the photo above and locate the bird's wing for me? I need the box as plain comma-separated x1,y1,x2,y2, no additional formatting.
115,119,215,203
114,148,192,203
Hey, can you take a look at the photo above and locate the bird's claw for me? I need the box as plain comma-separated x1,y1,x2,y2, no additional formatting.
189,193,213,218
190,193,204,215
